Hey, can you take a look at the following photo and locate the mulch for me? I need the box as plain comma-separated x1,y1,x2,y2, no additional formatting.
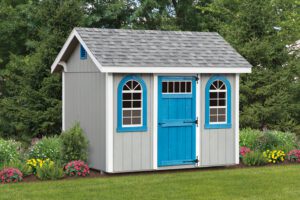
18,161,299,183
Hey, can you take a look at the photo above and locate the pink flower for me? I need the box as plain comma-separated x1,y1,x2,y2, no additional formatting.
240,146,251,157
288,149,300,162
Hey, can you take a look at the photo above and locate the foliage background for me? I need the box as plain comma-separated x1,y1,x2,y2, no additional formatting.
0,0,299,142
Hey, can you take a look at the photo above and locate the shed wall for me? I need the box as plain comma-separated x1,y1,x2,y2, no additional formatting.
64,43,106,171
199,74,237,166
113,74,153,172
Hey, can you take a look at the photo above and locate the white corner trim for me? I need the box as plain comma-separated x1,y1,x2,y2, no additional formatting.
62,72,66,131
153,75,158,169
105,73,114,172
51,29,103,73
101,67,252,74
195,74,200,166
58,61,67,72
235,74,240,164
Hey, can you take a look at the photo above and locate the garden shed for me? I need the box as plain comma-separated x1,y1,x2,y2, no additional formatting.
51,28,252,173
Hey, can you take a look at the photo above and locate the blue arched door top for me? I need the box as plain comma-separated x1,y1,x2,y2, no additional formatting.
117,75,147,132
205,75,232,129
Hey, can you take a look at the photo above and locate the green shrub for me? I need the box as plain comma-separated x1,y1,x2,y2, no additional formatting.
240,128,299,151
3,160,32,176
0,139,21,163
36,160,64,180
240,128,263,149
28,136,62,162
61,123,88,163
242,151,267,166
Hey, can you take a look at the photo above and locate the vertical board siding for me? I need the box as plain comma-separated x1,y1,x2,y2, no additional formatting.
113,74,153,172
199,74,236,166
64,43,106,171
66,43,99,72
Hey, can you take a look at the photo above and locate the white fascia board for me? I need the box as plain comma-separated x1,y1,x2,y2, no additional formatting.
105,73,114,172
101,67,252,74
51,29,103,73
235,74,240,164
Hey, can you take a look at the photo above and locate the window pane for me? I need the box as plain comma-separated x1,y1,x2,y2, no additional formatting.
213,81,218,89
168,82,174,93
220,82,226,89
180,82,186,92
210,108,217,115
123,93,132,100
210,100,217,106
122,101,131,108
210,92,217,98
123,84,130,90
218,108,226,115
219,99,226,106
123,110,131,117
219,92,226,98
162,82,168,93
210,115,217,122
133,93,141,100
186,82,191,92
132,81,138,89
135,84,141,90
132,110,141,117
133,101,141,108
175,82,180,93
132,118,141,124
218,115,226,122
123,118,131,125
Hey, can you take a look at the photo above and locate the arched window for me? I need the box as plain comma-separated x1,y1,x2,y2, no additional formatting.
205,76,231,129
117,75,147,132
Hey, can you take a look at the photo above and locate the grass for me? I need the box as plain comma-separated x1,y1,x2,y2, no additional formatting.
1,165,300,200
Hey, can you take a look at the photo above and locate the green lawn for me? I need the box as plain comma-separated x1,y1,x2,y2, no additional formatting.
0,165,300,200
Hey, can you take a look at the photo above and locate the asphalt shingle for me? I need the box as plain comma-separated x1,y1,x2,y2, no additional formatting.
75,28,252,68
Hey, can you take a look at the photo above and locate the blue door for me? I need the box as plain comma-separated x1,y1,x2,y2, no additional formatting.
158,76,197,166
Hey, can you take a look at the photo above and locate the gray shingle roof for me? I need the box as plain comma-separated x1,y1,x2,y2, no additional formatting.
75,27,252,68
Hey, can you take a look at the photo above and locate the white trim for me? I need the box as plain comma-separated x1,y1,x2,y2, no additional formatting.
58,61,67,72
235,74,240,164
62,72,66,131
51,29,104,73
152,74,158,169
105,73,114,172
195,74,200,166
101,67,252,74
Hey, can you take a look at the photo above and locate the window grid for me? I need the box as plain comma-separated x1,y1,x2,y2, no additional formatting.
122,80,143,127
209,80,227,124
162,81,192,94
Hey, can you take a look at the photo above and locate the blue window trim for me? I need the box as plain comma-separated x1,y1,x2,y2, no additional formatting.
205,75,232,129
80,44,87,60
117,75,147,132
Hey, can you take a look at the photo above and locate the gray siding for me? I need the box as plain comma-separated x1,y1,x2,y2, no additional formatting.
199,74,237,166
113,74,153,172
64,44,106,171
66,43,99,73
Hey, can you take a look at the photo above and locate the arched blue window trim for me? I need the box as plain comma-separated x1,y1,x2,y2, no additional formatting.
205,75,232,129
117,75,147,132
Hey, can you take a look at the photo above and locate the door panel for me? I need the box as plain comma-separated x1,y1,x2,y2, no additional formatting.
158,77,196,166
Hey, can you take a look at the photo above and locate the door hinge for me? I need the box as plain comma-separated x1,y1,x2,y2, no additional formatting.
194,74,199,83
195,117,199,127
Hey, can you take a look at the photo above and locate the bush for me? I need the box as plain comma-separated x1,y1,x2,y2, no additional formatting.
61,123,88,163
240,146,251,158
240,128,299,151
0,168,23,183
3,160,32,176
242,151,267,166
28,136,62,162
263,150,285,164
287,149,300,162
240,128,263,149
36,161,64,180
0,139,21,163
65,160,90,177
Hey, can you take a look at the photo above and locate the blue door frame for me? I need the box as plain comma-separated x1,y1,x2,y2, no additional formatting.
157,76,197,167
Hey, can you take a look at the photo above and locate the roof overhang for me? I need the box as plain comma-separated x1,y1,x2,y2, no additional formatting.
51,29,252,74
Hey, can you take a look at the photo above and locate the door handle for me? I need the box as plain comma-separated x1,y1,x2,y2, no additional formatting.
158,122,166,125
